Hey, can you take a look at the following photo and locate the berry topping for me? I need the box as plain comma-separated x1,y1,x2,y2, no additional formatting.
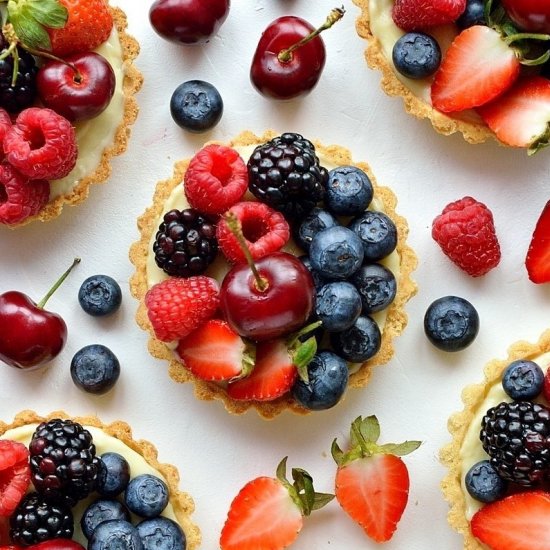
392,0,466,31
0,110,11,145
0,164,49,226
137,517,186,550
325,166,373,216
78,275,122,317
315,281,362,332
0,441,30,518
88,519,142,550
124,474,169,518
432,196,501,277
153,208,218,277
216,202,290,264
502,359,544,400
465,460,507,504
184,144,247,216
70,344,121,395
456,0,486,28
96,453,131,499
145,276,220,342
3,108,77,180
351,263,397,314
526,199,550,283
392,32,442,79
80,499,130,540
348,211,397,262
330,315,382,363
294,207,338,251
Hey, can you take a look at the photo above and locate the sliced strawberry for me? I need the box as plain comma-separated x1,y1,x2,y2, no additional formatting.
478,76,550,153
471,491,550,550
431,26,520,113
332,416,420,543
525,200,550,283
176,319,255,381
0,440,30,518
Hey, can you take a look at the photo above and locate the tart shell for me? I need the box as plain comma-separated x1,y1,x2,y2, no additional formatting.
130,130,417,419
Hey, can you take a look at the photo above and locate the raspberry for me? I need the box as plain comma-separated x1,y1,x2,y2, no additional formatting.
184,145,248,216
3,108,77,180
216,201,290,264
0,441,30,518
432,196,501,277
392,0,466,31
0,110,12,163
0,164,50,225
145,276,220,342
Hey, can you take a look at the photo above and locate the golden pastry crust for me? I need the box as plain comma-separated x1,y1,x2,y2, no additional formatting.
352,0,496,145
440,329,550,549
129,130,418,419
8,5,143,229
0,409,201,550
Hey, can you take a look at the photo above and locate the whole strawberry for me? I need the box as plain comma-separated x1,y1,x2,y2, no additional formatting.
432,196,501,277
332,416,420,543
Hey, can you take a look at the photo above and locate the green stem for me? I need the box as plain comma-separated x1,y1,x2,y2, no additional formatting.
37,258,81,309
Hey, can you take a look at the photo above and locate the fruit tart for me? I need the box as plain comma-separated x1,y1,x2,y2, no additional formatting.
0,410,200,549
130,130,417,418
354,0,550,153
0,0,142,227
441,329,550,549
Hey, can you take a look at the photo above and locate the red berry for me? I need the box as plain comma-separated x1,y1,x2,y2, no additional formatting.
145,276,220,342
432,196,501,277
0,110,11,160
184,145,247,216
217,201,290,264
0,164,50,225
526,199,550,283
3,108,77,180
0,440,31,518
392,0,466,31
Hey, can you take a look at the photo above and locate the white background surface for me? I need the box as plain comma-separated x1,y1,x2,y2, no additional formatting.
1,1,550,548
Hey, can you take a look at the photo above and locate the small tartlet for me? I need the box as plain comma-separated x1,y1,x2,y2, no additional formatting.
0,409,201,549
130,130,417,419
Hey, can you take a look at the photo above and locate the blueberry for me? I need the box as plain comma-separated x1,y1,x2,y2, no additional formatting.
294,207,338,251
502,360,544,400
465,460,507,503
330,315,381,363
97,452,131,498
70,344,120,395
315,281,362,332
392,32,441,79
125,474,169,518
170,80,223,133
325,166,374,216
309,226,364,280
457,0,486,29
81,499,131,540
348,211,397,262
424,296,479,352
137,517,186,550
298,255,327,290
351,263,397,314
89,519,143,550
78,274,122,317
292,351,349,410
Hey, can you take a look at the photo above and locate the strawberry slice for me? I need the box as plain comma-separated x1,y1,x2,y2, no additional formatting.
525,200,550,283
471,491,550,550
176,319,255,381
0,440,30,518
220,457,333,550
332,416,420,543
478,76,550,154
431,26,520,113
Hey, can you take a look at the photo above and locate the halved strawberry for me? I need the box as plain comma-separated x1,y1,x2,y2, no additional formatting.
525,199,550,283
478,76,550,154
431,26,520,113
220,457,333,550
0,440,30,518
332,416,420,543
471,491,550,550
176,319,255,381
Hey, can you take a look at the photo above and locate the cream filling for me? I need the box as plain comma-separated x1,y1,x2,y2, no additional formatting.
1,424,177,544
459,352,550,519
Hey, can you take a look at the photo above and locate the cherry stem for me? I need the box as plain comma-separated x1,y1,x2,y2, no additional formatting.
278,6,345,63
223,212,268,292
37,258,81,309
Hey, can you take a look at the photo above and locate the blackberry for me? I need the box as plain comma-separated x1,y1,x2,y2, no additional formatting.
480,401,550,487
10,492,74,545
0,36,38,114
29,418,102,504
153,208,218,277
247,133,328,221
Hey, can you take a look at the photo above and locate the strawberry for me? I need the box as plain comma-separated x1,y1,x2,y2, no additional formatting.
332,416,421,543
144,276,220,342
478,76,550,154
176,319,255,381
220,457,333,550
471,491,550,550
525,199,550,283
0,440,31,518
392,0,466,32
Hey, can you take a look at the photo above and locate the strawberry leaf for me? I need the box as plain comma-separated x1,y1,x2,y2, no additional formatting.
292,336,317,383
311,492,335,511
378,441,422,456
27,0,67,29
8,11,50,50
291,467,315,515
358,415,381,444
